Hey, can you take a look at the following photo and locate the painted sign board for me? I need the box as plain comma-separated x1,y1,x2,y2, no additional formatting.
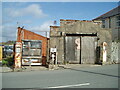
50,48,57,52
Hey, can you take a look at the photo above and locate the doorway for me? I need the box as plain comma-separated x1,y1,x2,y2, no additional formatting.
65,34,97,64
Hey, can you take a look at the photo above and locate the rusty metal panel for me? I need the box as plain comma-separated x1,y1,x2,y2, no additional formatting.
22,48,29,56
22,58,42,65
22,40,42,65
81,37,96,64
22,40,42,56
29,49,41,56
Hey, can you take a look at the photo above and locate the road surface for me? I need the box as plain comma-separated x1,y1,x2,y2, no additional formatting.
2,64,119,89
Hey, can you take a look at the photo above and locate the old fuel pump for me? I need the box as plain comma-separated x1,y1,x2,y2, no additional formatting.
50,48,57,65
14,42,22,68
103,42,107,64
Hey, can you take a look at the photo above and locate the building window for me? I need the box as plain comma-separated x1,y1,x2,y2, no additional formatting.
102,20,105,28
116,15,120,27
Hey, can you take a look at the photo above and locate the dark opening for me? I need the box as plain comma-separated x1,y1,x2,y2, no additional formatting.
96,46,102,64
65,33,97,36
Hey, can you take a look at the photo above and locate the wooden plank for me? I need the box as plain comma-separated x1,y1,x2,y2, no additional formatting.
75,37,81,63
81,37,96,64
65,36,75,61
65,36,80,62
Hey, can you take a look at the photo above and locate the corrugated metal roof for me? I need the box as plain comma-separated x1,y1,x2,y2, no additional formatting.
93,6,120,20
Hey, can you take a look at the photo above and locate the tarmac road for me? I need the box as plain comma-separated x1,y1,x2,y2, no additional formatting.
2,64,119,89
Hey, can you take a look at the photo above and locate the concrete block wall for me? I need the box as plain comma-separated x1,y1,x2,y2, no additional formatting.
50,26,64,64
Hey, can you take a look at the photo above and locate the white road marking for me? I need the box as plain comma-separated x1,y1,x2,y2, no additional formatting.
47,83,90,88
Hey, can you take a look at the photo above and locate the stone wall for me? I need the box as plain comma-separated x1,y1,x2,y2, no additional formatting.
50,19,112,64
111,42,120,63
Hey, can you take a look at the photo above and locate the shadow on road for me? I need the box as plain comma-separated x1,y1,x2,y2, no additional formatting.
59,66,120,78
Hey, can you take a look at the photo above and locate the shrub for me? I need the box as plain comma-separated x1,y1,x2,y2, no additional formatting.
2,60,8,66
2,57,14,67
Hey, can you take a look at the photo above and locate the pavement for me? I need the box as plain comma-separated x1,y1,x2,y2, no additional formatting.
0,64,102,73
58,64,102,69
0,66,48,73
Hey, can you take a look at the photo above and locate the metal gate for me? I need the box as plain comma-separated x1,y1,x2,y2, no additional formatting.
65,35,97,64
22,40,42,65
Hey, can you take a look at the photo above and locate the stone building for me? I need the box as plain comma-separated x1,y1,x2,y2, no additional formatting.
49,19,112,65
93,6,120,63
93,6,120,41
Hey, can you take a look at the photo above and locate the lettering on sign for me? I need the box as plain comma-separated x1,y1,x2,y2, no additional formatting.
75,38,80,50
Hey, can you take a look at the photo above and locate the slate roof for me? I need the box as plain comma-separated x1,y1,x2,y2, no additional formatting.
93,6,120,20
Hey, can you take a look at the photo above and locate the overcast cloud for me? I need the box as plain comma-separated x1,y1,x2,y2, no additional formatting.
2,3,50,42
31,21,54,31
5,4,47,18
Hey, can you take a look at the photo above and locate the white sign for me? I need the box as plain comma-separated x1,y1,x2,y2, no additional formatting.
50,48,57,52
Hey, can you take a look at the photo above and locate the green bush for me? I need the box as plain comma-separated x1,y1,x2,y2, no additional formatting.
2,60,8,66
2,57,14,67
